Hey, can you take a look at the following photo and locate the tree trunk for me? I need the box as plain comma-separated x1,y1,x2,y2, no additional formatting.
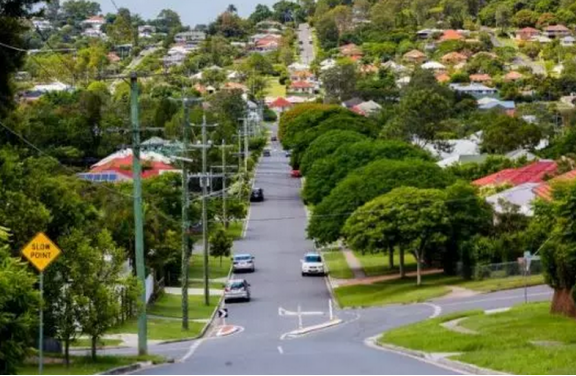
91,336,97,361
416,255,421,286
388,246,394,269
65,339,70,367
550,288,576,318
399,248,405,278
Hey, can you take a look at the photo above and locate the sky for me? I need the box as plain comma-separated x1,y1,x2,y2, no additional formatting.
93,0,280,27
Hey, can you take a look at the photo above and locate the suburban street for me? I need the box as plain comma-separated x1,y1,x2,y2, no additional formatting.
134,128,553,375
297,23,315,64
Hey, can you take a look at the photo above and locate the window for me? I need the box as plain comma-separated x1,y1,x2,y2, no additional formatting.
234,255,252,261
305,255,322,263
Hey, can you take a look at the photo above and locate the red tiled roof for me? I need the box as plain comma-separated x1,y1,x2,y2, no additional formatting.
470,73,491,82
340,43,363,56
473,160,558,187
545,24,569,31
290,81,314,88
505,71,523,81
91,156,175,179
441,30,464,41
436,73,450,83
533,168,576,200
270,97,292,108
519,27,539,33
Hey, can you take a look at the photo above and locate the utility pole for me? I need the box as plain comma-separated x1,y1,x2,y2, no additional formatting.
222,139,227,229
243,117,249,172
201,114,210,306
130,72,147,356
181,99,191,330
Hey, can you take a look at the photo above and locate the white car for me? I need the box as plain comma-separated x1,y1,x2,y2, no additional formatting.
301,253,326,276
232,253,255,273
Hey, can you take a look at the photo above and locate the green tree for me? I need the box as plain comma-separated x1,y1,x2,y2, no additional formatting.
513,9,539,27
249,4,274,25
321,59,358,103
61,0,101,24
108,8,134,45
316,12,339,50
300,130,367,175
307,159,454,245
155,9,182,33
302,139,432,205
0,227,39,375
210,226,233,266
481,114,543,154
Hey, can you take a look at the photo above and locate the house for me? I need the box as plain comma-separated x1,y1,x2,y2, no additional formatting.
477,98,515,115
289,81,315,95
436,73,450,83
424,42,437,51
421,61,446,71
533,168,576,200
82,28,106,38
21,81,73,101
530,35,552,43
469,73,492,83
441,52,468,65
437,154,488,168
359,64,378,74
339,43,363,57
107,52,121,63
288,62,310,72
440,29,464,42
223,82,248,92
396,76,411,88
473,160,558,187
416,28,442,39
290,70,316,82
403,49,426,64
505,149,538,162
449,83,498,98
162,52,187,67
561,36,575,46
342,97,364,109
174,31,206,44
351,100,382,116
422,138,481,161
485,183,541,216
504,71,524,82
138,25,156,38
320,58,337,71
32,18,52,31
254,37,280,52
269,97,293,113
516,27,540,41
381,61,408,74
543,24,570,38
81,15,105,29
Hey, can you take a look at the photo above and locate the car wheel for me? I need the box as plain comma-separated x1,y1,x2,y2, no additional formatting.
301,272,306,276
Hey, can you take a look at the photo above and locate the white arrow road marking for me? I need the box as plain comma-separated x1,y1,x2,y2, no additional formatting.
278,306,324,316
277,346,284,354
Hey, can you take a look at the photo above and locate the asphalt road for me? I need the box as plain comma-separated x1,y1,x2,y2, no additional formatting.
297,23,315,65
133,126,553,374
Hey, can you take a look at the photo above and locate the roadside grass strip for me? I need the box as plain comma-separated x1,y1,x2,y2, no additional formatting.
189,254,231,280
108,318,205,340
148,293,218,319
70,338,122,348
323,250,355,279
380,302,576,374
17,354,165,375
457,274,545,292
353,251,417,277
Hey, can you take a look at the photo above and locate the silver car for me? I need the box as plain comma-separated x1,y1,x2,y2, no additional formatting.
224,279,251,302
232,254,255,273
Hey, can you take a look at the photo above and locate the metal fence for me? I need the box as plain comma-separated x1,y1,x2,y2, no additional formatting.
470,259,543,280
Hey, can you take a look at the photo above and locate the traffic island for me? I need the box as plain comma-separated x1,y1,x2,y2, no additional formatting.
375,302,576,374
281,318,343,339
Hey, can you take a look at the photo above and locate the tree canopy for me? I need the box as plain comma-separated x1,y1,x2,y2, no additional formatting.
300,130,367,175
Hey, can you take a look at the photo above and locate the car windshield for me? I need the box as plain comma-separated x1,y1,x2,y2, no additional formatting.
234,255,252,261
305,255,322,263
228,281,245,289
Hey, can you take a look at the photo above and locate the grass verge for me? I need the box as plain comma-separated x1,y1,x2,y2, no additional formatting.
148,293,217,319
188,280,225,289
457,274,545,292
380,302,576,374
334,274,461,307
266,77,286,97
70,338,122,348
108,318,205,340
18,354,165,375
353,251,417,277
189,254,231,280
323,250,354,279
226,221,243,240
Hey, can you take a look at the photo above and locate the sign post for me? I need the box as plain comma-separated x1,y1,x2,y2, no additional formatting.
21,232,62,375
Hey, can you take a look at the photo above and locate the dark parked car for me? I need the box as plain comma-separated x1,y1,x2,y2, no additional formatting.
291,170,301,178
263,149,271,157
271,135,278,141
250,188,264,202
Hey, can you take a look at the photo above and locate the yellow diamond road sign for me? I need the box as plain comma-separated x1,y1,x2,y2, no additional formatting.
22,232,61,272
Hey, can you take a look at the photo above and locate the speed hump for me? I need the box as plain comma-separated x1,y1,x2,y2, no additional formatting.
21,232,61,272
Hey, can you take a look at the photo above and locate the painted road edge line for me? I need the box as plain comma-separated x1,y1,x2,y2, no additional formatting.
280,318,343,340
422,302,442,318
364,336,509,375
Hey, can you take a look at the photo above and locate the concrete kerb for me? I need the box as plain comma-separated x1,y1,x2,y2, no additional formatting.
281,318,343,339
97,361,153,375
365,336,509,375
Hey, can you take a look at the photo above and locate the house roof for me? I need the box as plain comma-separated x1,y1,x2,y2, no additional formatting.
90,156,175,179
403,49,426,59
518,27,539,34
382,60,408,72
440,30,464,41
505,71,524,81
290,81,314,88
437,154,488,168
470,73,491,82
354,100,382,114
422,61,446,70
478,100,515,110
340,43,362,56
449,83,497,92
422,139,481,160
506,149,538,161
270,97,292,108
107,52,120,63
533,168,576,200
545,24,569,31
93,149,172,168
441,52,467,63
224,82,248,91
343,97,364,108
473,160,558,187
486,182,540,216
436,73,450,83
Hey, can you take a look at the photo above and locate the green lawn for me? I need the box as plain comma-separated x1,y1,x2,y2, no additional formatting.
323,250,354,279
226,221,243,239
189,254,231,280
70,338,122,348
18,355,164,375
266,77,286,97
334,274,461,308
108,318,205,340
380,302,576,374
334,273,546,308
353,251,417,277
188,280,225,289
148,293,217,319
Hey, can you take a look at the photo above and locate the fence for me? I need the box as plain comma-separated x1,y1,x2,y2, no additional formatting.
470,259,543,280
